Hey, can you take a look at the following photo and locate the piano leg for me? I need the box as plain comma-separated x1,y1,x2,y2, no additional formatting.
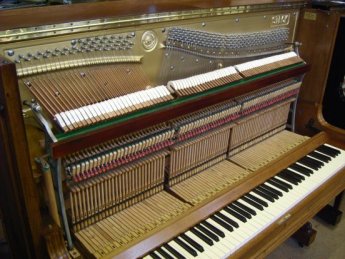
317,191,344,226
292,222,317,247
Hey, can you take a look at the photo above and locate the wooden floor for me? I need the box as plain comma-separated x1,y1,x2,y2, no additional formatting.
267,197,345,259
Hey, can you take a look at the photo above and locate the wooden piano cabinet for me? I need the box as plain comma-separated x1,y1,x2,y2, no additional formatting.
296,8,345,141
0,57,42,258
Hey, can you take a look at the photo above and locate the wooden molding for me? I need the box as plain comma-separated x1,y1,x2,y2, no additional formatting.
0,0,306,31
0,57,42,258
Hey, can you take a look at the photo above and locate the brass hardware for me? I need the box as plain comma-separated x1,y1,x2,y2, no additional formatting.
277,213,292,225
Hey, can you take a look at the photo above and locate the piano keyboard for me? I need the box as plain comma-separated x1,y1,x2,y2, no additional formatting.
145,144,345,259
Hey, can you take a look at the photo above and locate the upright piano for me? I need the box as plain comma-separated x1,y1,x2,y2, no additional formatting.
0,1,345,258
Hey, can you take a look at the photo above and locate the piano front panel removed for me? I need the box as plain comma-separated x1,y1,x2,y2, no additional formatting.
2,2,344,259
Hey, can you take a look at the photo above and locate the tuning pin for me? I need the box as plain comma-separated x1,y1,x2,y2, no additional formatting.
7,50,15,56
71,39,77,46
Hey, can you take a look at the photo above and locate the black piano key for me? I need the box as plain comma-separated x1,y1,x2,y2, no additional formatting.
245,193,268,207
156,247,174,259
270,177,293,190
276,173,299,185
190,228,213,246
279,169,302,183
299,157,323,170
283,169,305,181
309,151,331,163
210,215,234,232
317,145,340,157
150,251,162,259
267,179,289,192
233,201,257,216
305,156,324,168
163,244,185,259
252,188,275,202
216,212,239,228
287,171,307,182
228,204,252,219
180,233,204,253
261,183,283,197
174,237,198,257
289,163,313,176
195,224,220,242
200,221,225,238
257,185,279,199
241,196,264,210
324,145,341,155
223,206,247,222
298,157,318,170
